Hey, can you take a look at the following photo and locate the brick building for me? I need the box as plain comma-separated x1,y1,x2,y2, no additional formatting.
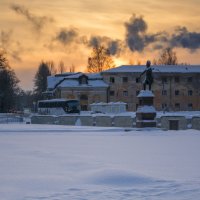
101,65,200,111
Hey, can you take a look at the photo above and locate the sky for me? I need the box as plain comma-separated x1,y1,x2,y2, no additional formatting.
0,0,200,90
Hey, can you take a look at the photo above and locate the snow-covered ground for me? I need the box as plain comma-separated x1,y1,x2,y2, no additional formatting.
0,124,200,200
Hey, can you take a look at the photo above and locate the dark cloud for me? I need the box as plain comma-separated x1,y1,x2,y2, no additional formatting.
0,30,12,48
10,4,54,31
170,26,200,50
124,14,147,52
125,14,200,52
88,36,123,55
55,28,78,45
0,30,22,62
124,14,170,52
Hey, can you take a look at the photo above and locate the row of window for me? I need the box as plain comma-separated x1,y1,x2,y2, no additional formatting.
109,76,194,84
162,103,193,110
110,90,195,97
110,90,128,96
110,77,139,83
162,90,194,96
162,76,193,83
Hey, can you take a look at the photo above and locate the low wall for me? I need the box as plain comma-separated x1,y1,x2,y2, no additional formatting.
160,116,187,130
113,116,133,127
31,115,56,124
95,116,112,127
31,114,199,130
192,117,200,130
78,116,94,126
58,116,79,125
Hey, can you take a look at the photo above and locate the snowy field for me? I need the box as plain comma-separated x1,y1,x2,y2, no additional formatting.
0,124,200,200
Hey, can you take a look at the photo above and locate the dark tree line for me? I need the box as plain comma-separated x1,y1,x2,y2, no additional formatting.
0,50,20,112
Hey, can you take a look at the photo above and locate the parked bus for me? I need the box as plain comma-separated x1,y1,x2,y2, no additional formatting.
37,99,80,115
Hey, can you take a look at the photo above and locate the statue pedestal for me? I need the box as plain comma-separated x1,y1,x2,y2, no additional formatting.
136,90,156,128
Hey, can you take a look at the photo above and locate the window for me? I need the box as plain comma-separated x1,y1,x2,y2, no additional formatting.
175,103,180,110
188,103,193,110
80,94,88,100
136,77,140,83
123,91,128,96
175,90,179,96
122,77,128,83
162,103,167,109
136,104,139,110
79,75,88,84
162,77,167,83
175,77,180,83
187,77,193,83
162,90,167,95
188,90,193,96
81,105,88,111
136,90,140,96
110,90,115,96
110,77,115,83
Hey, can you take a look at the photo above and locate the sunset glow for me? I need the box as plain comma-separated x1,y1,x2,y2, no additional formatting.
0,0,200,89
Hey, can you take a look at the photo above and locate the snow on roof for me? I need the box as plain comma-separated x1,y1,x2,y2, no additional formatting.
55,72,77,77
102,65,200,73
137,90,154,97
64,72,83,79
137,105,156,113
58,79,108,88
91,102,127,105
38,98,67,102
47,76,64,89
87,73,102,79
47,73,104,89
64,72,102,79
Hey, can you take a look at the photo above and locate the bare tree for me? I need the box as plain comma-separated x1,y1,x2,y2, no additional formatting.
47,60,57,75
87,45,115,73
58,60,65,74
154,48,178,65
69,64,76,73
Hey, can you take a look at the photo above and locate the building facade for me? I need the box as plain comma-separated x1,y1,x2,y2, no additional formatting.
101,65,200,111
45,72,108,111
46,65,200,112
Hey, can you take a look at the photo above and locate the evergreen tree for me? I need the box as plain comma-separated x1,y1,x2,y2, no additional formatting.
34,61,51,101
87,45,115,73
0,50,20,112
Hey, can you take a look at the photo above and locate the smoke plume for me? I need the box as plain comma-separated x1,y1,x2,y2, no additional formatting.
55,28,79,45
170,26,200,50
10,4,54,31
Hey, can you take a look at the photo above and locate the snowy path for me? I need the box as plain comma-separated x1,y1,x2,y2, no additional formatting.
0,124,200,200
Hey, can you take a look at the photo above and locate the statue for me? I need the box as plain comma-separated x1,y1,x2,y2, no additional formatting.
139,60,154,90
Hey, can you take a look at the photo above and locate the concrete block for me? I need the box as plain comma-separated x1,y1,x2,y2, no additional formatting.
192,117,200,130
113,116,133,127
95,116,112,127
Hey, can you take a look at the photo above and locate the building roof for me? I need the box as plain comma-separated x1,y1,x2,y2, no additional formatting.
47,72,108,90
102,65,200,74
